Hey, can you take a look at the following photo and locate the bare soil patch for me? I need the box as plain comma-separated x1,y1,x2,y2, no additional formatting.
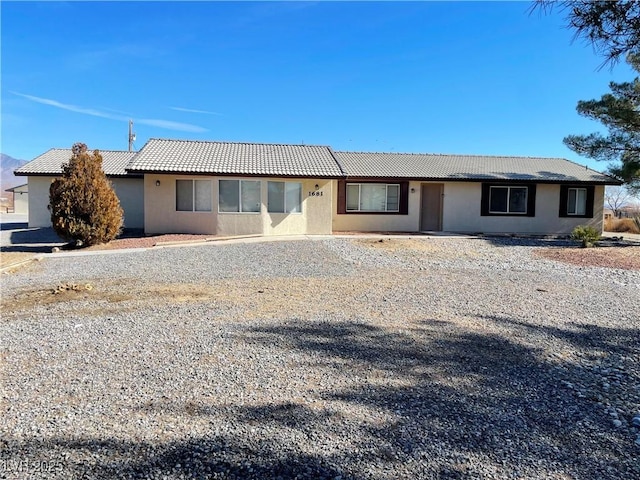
535,246,640,270
86,233,213,251
0,252,36,269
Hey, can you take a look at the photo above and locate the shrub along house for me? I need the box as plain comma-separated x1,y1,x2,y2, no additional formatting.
15,149,144,229
16,138,620,237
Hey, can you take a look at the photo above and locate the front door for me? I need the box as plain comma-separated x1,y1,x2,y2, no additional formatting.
420,183,443,231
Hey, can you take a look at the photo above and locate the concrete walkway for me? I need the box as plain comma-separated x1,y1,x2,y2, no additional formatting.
601,230,640,242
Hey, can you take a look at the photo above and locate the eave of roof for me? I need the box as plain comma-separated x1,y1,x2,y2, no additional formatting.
125,138,345,178
14,148,138,177
334,151,621,185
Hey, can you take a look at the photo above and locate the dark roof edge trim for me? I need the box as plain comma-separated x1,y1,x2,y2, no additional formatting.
125,169,343,179
343,176,622,185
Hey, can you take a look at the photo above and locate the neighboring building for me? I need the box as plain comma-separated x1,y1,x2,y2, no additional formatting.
603,208,615,220
617,205,640,219
14,149,144,229
4,183,28,214
16,138,621,236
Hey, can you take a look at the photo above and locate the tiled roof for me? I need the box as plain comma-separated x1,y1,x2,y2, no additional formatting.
126,138,344,178
14,148,137,177
334,151,619,184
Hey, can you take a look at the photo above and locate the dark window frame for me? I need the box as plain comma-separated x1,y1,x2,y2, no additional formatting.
481,183,536,217
337,180,409,215
559,185,595,218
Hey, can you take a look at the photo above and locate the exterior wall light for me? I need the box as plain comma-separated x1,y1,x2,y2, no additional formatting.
155,180,161,186
410,187,415,193
315,184,320,190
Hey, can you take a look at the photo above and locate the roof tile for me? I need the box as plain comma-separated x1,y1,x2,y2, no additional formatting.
14,148,136,177
126,139,344,177
334,151,617,183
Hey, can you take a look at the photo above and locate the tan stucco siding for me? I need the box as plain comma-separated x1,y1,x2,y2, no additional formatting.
331,180,422,232
13,191,28,214
332,181,605,235
27,176,144,229
111,178,144,229
27,176,53,227
144,175,334,236
262,179,333,235
442,183,605,234
144,175,216,235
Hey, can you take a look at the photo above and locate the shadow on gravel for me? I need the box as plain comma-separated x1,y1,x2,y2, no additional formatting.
239,319,638,479
474,236,575,248
0,436,347,480
2,319,638,479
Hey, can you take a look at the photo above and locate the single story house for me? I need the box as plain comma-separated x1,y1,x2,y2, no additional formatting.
4,183,28,214
15,148,144,229
15,138,621,236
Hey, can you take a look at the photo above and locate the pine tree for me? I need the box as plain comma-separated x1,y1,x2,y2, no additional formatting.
49,143,123,246
563,55,640,194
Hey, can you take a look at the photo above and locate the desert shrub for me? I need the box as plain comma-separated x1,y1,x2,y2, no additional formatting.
49,143,123,246
604,217,640,234
570,225,601,247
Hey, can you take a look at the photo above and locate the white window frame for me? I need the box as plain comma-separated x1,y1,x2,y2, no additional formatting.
176,179,212,212
267,181,303,214
567,187,587,216
218,179,262,214
488,186,528,215
346,183,400,212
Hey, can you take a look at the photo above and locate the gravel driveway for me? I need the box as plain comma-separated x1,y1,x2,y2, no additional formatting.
1,237,639,479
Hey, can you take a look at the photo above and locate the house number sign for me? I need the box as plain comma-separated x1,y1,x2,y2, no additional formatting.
308,191,323,197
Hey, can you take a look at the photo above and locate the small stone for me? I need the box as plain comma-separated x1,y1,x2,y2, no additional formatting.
613,419,622,428
632,416,640,427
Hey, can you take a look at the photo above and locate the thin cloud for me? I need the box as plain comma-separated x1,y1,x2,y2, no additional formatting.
12,91,120,120
170,106,222,116
137,118,208,133
12,91,208,133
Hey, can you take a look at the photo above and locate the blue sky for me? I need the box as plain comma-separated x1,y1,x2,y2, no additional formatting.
1,1,636,174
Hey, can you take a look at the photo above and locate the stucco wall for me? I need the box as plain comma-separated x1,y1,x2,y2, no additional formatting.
111,178,144,229
332,180,422,232
27,176,144,229
13,191,28,214
27,176,53,227
332,180,605,235
144,175,333,236
442,183,604,234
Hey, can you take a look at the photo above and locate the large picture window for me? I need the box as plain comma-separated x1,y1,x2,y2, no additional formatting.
481,183,536,217
176,179,212,212
219,180,261,213
268,182,302,213
346,183,400,212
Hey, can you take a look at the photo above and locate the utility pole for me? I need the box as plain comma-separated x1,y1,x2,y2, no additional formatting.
128,120,136,152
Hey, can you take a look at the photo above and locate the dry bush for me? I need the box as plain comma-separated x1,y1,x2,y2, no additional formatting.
604,217,640,234
49,143,123,246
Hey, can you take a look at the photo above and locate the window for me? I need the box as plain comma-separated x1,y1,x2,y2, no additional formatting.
346,183,400,212
567,188,587,215
268,182,302,213
219,180,261,213
176,179,212,212
489,186,527,214
481,184,536,217
559,185,594,218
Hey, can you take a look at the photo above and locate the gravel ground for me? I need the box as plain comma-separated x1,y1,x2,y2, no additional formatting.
1,237,639,480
